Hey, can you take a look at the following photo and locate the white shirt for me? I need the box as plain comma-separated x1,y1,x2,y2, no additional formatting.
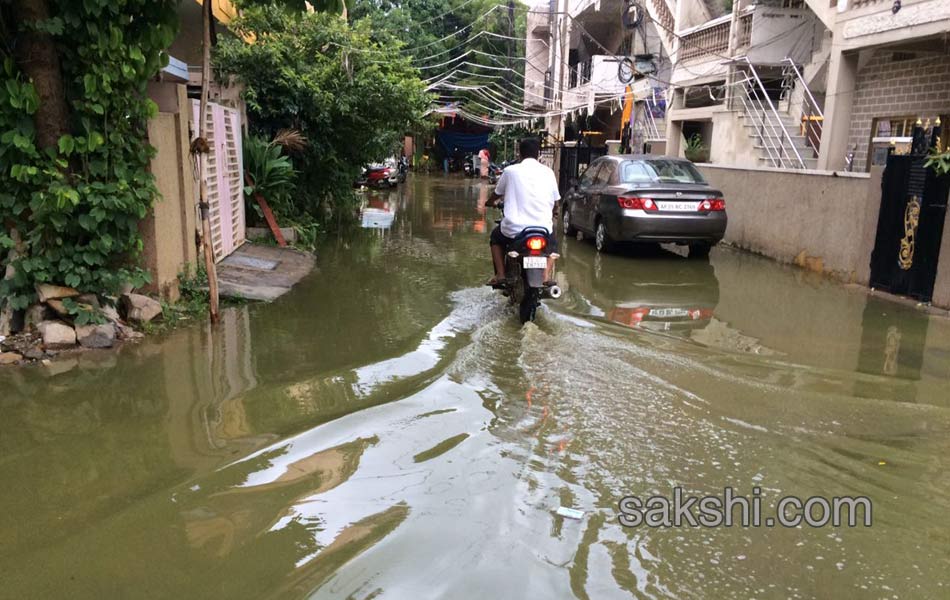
494,158,561,238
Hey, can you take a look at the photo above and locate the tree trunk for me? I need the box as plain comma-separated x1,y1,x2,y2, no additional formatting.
10,0,70,150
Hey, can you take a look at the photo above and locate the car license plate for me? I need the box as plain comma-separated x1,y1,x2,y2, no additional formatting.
656,201,699,212
523,256,547,269
649,307,689,318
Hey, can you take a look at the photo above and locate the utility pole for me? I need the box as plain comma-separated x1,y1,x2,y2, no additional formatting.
551,0,569,175
507,0,514,161
196,0,220,324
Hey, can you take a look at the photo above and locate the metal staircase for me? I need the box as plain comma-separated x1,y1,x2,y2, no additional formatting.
732,57,823,170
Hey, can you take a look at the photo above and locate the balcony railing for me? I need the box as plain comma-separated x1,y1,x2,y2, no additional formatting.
648,0,675,43
679,20,730,61
847,0,885,9
677,9,757,62
737,12,753,47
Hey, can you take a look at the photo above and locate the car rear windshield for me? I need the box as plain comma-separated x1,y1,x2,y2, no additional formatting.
620,160,707,184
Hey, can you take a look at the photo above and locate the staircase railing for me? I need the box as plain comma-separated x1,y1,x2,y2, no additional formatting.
735,57,806,169
781,57,824,157
642,98,663,140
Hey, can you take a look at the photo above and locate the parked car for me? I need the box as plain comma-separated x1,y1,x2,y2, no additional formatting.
562,155,726,257
364,162,399,188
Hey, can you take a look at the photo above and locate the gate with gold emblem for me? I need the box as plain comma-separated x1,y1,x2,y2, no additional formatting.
869,155,949,301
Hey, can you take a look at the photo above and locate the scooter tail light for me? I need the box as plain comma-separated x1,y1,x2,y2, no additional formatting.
526,237,546,251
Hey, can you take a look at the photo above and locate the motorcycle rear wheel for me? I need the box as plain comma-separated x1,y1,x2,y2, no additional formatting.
519,287,540,324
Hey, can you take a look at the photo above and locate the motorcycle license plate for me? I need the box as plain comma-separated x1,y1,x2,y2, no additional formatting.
523,256,547,269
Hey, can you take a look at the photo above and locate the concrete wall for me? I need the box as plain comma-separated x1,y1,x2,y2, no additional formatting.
141,84,198,302
932,204,950,309
847,50,950,171
709,110,759,168
698,164,880,283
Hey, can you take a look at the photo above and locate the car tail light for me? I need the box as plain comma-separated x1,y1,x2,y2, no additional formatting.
618,196,657,211
700,198,725,211
609,306,651,327
526,236,546,251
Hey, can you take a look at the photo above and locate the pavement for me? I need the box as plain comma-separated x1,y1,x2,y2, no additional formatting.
216,243,316,302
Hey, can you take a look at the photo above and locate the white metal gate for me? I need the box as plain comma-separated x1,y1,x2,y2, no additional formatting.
191,100,245,262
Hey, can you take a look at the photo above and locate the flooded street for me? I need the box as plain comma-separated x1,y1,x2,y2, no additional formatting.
2,175,949,599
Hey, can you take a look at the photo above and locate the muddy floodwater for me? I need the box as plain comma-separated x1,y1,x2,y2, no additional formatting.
2,176,949,599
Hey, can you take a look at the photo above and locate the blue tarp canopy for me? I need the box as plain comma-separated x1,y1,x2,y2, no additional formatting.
436,131,490,154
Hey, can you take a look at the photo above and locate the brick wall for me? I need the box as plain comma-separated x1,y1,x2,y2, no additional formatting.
847,51,950,171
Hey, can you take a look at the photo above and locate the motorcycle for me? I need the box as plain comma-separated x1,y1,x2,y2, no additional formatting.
397,157,408,183
490,203,562,324
487,162,503,185
462,154,475,177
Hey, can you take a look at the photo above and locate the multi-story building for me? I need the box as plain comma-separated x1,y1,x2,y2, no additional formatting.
527,0,950,172
525,0,672,152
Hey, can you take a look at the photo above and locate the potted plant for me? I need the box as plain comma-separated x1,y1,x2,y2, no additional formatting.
683,133,710,163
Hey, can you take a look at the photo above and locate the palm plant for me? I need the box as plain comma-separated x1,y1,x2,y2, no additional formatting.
243,133,299,224
684,133,709,163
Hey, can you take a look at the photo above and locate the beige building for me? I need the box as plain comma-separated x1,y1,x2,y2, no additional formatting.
525,0,671,151
662,0,950,171
528,0,950,172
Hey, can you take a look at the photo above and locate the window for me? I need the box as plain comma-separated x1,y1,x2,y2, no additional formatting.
641,160,707,184
578,162,602,187
619,161,654,184
594,161,615,186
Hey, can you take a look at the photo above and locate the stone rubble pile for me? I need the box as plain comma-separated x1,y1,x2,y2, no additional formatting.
0,284,161,366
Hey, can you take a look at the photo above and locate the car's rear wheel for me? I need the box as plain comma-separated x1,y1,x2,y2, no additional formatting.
563,205,577,236
688,242,712,258
594,219,614,253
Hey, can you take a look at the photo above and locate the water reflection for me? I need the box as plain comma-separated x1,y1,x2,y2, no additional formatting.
1,175,949,598
561,241,719,334
360,192,396,231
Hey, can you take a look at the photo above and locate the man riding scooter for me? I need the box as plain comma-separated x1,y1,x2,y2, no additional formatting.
486,137,561,287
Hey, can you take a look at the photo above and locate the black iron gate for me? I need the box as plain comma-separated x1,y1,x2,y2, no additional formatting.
558,144,607,192
869,154,950,302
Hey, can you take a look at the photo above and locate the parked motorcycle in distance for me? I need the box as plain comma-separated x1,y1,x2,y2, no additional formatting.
462,153,475,177
365,163,398,188
489,202,561,324
397,156,408,183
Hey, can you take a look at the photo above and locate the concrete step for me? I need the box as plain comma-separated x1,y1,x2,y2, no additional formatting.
753,146,817,162
756,155,819,170
741,114,800,124
742,120,801,132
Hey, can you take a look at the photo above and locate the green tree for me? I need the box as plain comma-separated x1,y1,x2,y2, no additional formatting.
348,1,527,118
0,0,178,315
215,5,431,220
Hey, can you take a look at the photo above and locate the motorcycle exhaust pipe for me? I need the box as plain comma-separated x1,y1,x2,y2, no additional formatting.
543,285,562,300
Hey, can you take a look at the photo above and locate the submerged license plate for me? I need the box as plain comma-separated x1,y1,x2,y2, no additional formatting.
523,256,547,269
649,307,689,318
656,201,699,212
